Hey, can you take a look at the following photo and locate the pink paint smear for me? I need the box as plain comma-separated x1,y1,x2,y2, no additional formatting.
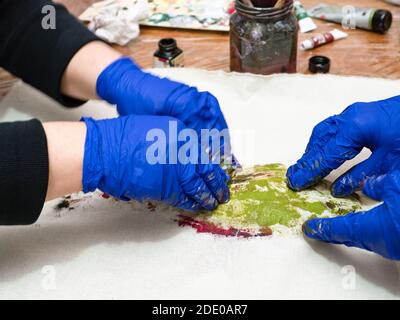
176,215,272,238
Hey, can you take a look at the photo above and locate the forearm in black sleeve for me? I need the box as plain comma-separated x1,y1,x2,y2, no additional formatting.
0,120,49,225
0,0,100,107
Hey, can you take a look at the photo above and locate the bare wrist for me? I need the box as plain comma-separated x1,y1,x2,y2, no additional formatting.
43,122,86,200
61,41,123,100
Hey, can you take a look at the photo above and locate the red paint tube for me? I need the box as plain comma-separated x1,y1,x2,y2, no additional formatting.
301,29,348,50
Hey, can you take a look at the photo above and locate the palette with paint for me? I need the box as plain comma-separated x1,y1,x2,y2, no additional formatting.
141,0,234,31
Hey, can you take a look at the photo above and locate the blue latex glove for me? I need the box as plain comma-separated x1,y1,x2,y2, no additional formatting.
96,57,236,165
81,115,230,211
286,96,400,260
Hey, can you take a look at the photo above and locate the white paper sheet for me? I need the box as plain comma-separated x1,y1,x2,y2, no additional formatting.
0,69,399,299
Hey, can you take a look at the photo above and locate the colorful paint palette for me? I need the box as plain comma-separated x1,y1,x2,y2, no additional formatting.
141,0,234,31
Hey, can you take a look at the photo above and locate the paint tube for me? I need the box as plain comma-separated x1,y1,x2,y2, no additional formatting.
383,0,400,6
294,1,317,33
300,29,348,50
308,4,393,34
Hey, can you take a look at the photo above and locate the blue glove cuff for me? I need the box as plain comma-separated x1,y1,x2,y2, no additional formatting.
96,57,141,104
81,117,103,193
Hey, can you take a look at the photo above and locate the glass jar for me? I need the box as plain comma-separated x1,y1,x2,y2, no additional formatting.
230,0,298,75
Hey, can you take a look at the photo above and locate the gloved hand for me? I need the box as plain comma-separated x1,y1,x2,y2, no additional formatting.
82,115,230,211
286,96,400,260
96,57,234,164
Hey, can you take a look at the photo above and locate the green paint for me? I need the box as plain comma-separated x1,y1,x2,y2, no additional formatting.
149,13,170,23
182,164,362,233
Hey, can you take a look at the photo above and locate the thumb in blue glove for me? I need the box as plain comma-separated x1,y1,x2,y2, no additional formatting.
304,171,400,260
82,115,230,211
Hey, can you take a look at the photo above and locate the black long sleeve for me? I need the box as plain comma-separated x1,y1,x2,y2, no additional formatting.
0,120,48,225
0,1,100,225
0,0,99,107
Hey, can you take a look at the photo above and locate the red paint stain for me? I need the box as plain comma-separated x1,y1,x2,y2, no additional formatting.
176,215,272,238
147,202,157,212
101,193,110,199
228,1,236,15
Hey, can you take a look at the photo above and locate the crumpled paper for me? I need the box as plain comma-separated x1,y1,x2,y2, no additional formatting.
80,0,149,46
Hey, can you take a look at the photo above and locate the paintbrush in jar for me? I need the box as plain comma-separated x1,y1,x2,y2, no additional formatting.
274,0,286,8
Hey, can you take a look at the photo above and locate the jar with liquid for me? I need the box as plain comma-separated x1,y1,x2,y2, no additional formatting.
230,0,298,75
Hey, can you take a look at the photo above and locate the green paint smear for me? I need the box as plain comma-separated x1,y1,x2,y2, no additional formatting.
184,164,362,231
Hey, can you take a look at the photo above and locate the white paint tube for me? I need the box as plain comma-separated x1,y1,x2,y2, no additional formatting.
383,0,400,6
301,29,348,50
308,4,393,34
294,1,317,33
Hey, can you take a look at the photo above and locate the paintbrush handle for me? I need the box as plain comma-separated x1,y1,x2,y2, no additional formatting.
274,0,286,8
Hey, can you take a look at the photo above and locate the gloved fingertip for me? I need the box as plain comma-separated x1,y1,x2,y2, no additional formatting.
286,176,300,191
201,195,219,211
331,180,354,198
302,219,324,241
286,166,298,190
199,164,230,204
218,187,230,204
286,166,309,191
331,170,368,198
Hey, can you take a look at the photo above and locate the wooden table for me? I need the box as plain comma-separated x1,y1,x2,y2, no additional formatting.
1,0,399,100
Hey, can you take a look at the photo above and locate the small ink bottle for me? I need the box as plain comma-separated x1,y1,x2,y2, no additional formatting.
153,38,184,68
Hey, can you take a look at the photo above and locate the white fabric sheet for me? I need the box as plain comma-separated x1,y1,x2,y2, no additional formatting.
0,69,399,299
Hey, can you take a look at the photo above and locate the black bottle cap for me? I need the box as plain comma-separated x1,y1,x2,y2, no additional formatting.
309,56,331,74
158,38,178,52
372,9,392,34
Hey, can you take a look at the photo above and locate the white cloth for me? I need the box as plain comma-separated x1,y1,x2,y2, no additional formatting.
0,69,400,299
83,0,149,46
